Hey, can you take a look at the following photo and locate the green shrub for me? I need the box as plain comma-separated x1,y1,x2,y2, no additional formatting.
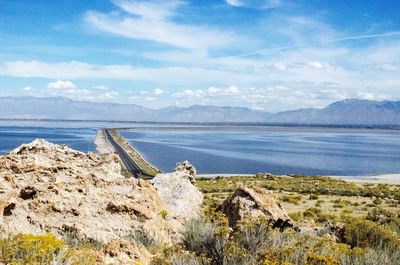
304,208,321,219
281,195,302,205
332,199,351,208
366,208,400,234
309,194,320,200
343,218,400,250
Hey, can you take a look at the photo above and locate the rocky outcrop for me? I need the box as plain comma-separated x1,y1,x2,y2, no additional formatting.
175,160,197,184
103,239,152,264
0,139,194,264
217,187,293,228
151,161,203,221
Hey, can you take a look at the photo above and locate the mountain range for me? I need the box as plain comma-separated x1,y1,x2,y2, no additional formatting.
0,96,399,125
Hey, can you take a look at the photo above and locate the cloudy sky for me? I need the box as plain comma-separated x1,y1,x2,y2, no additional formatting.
0,0,399,111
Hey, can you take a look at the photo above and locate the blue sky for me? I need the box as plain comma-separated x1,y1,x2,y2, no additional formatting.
0,0,399,111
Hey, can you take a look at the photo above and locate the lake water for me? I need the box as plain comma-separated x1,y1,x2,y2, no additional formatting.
0,126,98,154
120,127,400,176
1,122,400,176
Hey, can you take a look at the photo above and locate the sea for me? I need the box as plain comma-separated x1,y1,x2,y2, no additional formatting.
1,120,400,176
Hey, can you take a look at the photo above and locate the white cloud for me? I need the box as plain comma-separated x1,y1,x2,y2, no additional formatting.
357,91,390,101
153,88,164,95
46,80,120,102
1,60,258,85
306,61,324,69
173,89,194,97
226,0,282,9
195,89,204,97
100,91,119,99
47,80,76,90
94,85,109,90
85,0,237,51
22,86,32,91
208,86,220,93
377,63,397,72
274,62,286,71
225,85,240,94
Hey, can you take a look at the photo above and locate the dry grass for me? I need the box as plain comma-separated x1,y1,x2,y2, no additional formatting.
196,175,400,223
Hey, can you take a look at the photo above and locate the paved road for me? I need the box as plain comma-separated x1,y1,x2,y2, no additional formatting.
104,129,142,177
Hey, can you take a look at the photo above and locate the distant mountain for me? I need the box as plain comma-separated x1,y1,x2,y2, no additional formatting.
0,96,156,121
268,99,400,125
0,96,399,125
157,105,269,123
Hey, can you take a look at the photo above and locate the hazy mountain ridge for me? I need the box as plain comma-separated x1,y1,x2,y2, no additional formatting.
1,96,399,125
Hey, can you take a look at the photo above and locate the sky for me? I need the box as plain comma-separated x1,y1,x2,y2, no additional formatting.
0,0,399,111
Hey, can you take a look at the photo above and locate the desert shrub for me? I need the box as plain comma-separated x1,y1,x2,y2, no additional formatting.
307,252,339,265
290,212,303,221
129,229,155,247
303,208,321,219
373,198,383,205
343,218,400,251
222,242,257,265
281,195,302,205
234,219,273,255
152,248,207,265
332,199,351,208
0,233,65,264
63,231,104,250
57,247,98,265
182,217,230,264
309,194,320,200
343,246,400,265
165,215,400,265
366,208,400,234
342,209,353,215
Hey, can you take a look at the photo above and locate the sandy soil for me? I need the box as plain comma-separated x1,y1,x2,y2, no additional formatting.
94,129,115,154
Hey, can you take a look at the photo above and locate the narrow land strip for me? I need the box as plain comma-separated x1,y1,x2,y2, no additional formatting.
97,129,160,178
94,129,115,154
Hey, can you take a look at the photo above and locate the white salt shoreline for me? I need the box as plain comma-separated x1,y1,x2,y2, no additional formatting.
94,129,115,154
198,173,400,184
332,174,400,185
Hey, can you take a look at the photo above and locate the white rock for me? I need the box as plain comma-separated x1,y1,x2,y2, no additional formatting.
151,167,203,221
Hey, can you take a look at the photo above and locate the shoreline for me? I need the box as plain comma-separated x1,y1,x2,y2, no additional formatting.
94,129,115,154
198,173,400,184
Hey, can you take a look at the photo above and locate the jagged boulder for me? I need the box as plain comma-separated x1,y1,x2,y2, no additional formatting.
175,160,196,183
217,187,293,228
0,139,183,262
151,162,203,221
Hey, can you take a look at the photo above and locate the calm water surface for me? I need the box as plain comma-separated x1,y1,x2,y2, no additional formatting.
120,128,400,176
0,126,97,153
1,121,400,176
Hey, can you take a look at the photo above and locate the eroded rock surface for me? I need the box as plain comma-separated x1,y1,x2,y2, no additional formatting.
175,160,197,184
217,186,293,228
151,161,203,221
0,139,192,264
